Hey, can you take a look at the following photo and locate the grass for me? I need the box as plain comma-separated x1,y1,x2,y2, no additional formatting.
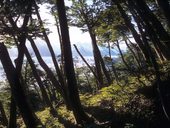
1,74,168,127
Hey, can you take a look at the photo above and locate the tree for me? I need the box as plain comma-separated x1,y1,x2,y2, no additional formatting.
126,0,170,61
55,0,93,125
0,0,43,127
155,0,170,27
73,44,100,88
0,43,42,128
69,0,112,86
0,100,8,127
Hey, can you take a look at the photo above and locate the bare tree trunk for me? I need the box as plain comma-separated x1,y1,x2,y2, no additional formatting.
8,97,16,128
73,44,100,88
133,0,170,49
0,100,8,127
89,31,104,86
124,38,142,69
0,43,41,128
24,47,57,116
156,0,170,27
114,0,150,62
107,41,119,82
51,8,65,69
56,0,93,125
27,37,71,109
116,40,131,72
128,0,170,61
33,1,68,101
89,31,112,85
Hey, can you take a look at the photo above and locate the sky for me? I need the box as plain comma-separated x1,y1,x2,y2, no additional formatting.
0,1,127,80
8,1,125,57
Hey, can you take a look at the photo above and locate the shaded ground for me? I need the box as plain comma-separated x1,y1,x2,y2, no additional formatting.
3,77,170,128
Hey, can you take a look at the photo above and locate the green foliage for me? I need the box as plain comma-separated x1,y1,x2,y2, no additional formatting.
37,108,64,128
36,106,75,128
80,77,142,109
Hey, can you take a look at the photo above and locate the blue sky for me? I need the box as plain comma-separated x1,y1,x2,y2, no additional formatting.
8,1,125,58
0,1,128,80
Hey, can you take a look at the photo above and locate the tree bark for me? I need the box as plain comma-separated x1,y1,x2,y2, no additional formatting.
24,46,57,116
56,0,93,125
89,31,112,85
128,0,170,61
89,31,104,86
107,41,119,82
33,1,67,93
129,1,170,61
114,0,150,62
27,37,71,109
133,0,170,48
116,40,131,72
0,43,41,128
124,37,142,69
0,100,8,127
156,0,170,27
73,44,100,88
8,97,17,128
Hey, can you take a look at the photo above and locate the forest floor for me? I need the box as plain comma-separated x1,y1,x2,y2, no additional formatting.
16,75,170,128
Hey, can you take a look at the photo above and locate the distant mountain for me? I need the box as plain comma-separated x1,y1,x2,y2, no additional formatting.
72,43,118,57
8,43,118,58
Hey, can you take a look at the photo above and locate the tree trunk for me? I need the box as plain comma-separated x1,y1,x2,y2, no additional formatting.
128,0,170,61
55,0,93,125
51,8,65,70
89,31,104,86
24,47,57,116
0,100,8,127
27,37,71,109
124,38,142,69
133,0,170,48
8,97,17,128
107,41,119,82
0,43,41,128
89,30,112,86
156,0,170,27
73,44,100,88
33,1,67,94
114,0,150,62
116,40,131,72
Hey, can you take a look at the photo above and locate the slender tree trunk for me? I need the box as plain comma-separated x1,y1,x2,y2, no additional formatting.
126,37,145,64
0,43,41,128
33,1,68,100
73,44,100,88
114,0,150,62
0,100,8,127
27,37,71,109
156,0,170,27
141,32,170,122
8,97,17,128
24,47,57,116
89,31,104,86
124,38,142,69
133,0,170,48
89,31,112,85
116,40,131,72
107,41,119,82
56,0,93,125
128,0,170,61
33,2,71,109
51,8,65,69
